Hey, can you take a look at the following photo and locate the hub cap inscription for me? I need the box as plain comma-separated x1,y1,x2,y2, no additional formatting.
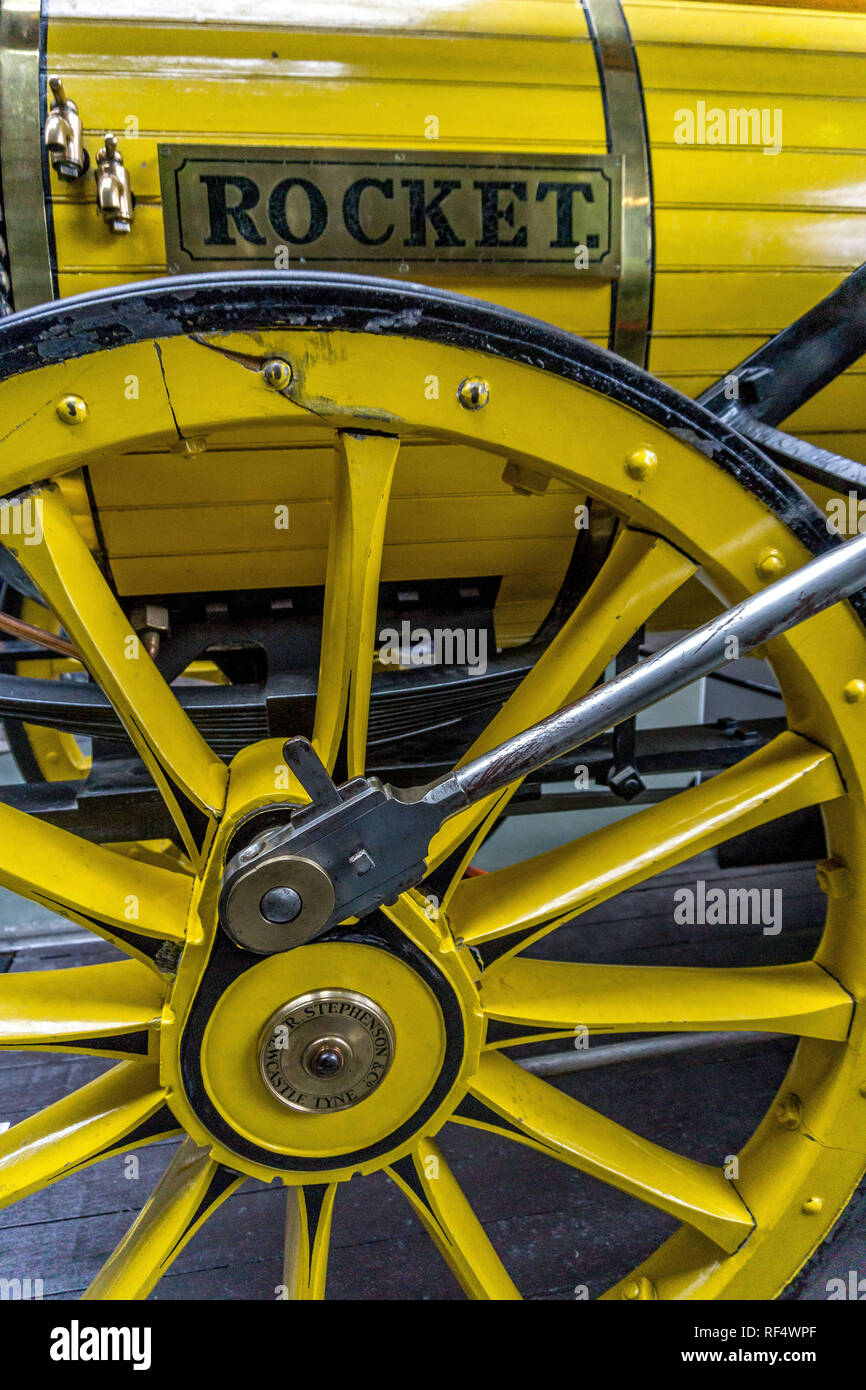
259,988,395,1112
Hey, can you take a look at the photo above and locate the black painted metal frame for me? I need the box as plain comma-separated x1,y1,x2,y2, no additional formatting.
698,260,866,494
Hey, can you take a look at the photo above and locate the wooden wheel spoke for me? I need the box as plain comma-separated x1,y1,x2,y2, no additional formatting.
0,960,165,1059
425,527,696,890
282,1183,338,1300
0,1061,178,1209
312,431,400,776
13,485,227,866
450,731,842,958
482,959,853,1045
457,1052,754,1253
0,800,191,967
84,1138,244,1300
386,1137,520,1299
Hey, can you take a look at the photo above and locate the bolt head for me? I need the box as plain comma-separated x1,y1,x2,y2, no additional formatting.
262,358,292,391
306,1044,345,1078
259,886,303,924
349,847,375,875
621,1276,656,1300
56,394,87,425
816,856,852,898
624,446,657,481
843,678,866,704
457,377,490,410
756,547,786,581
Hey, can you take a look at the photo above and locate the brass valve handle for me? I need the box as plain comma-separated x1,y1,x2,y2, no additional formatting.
44,75,89,182
95,132,134,234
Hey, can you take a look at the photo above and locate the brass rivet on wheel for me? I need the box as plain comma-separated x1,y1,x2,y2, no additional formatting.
843,678,866,704
774,1093,802,1130
802,1195,823,1215
262,358,293,391
624,446,657,481
56,394,87,424
621,1276,657,1300
756,547,785,581
457,377,489,410
816,857,852,899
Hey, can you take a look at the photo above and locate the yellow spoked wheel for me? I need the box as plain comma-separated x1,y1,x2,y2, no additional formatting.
0,273,865,1301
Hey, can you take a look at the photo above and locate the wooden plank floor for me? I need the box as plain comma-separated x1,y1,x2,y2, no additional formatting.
1,852,862,1300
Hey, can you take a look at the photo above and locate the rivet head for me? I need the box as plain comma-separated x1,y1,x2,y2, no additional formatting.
802,1195,823,1214
843,678,866,704
56,394,87,424
621,1276,657,1300
774,1093,803,1130
625,447,657,481
756,547,786,581
262,358,293,391
457,377,489,410
816,856,852,899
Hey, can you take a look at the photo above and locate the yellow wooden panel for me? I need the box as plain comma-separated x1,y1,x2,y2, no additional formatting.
653,270,855,333
88,443,579,509
53,91,604,192
651,149,866,210
90,447,341,509
51,200,167,272
636,43,866,98
627,0,866,55
657,208,866,271
57,271,151,295
97,491,581,561
108,535,576,596
648,336,765,373
52,36,600,102
47,3,589,54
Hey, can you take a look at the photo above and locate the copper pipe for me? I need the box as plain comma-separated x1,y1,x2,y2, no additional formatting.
0,610,79,659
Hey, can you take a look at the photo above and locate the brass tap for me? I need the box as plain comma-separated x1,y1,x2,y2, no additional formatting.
95,133,134,234
44,76,89,181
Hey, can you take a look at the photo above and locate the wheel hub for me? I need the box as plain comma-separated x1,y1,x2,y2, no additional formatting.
259,988,395,1112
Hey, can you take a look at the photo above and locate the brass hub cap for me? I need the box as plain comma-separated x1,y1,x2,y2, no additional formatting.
259,988,395,1112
